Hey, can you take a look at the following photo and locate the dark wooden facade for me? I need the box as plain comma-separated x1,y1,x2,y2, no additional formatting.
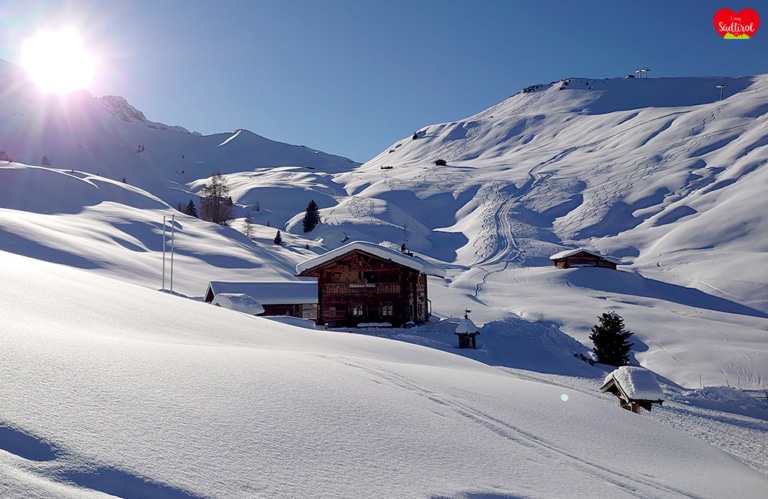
455,332,479,349
297,249,430,327
552,251,617,270
261,303,316,319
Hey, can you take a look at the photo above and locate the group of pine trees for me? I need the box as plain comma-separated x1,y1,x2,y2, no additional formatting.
199,171,233,224
185,172,322,246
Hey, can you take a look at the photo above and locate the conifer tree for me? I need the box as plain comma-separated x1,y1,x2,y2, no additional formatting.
302,199,320,233
273,230,282,245
589,312,634,366
185,199,198,218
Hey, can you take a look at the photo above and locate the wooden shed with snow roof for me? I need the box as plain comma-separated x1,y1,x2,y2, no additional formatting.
204,281,318,320
455,313,480,349
296,241,445,328
550,249,618,270
600,366,664,413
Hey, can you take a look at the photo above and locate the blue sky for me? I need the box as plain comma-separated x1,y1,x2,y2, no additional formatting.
1,0,766,162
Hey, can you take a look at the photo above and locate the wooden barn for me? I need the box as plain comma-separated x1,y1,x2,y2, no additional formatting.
296,241,445,327
204,281,318,320
600,366,665,413
550,248,618,270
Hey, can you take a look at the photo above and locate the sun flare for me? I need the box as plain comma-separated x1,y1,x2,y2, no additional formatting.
21,28,95,94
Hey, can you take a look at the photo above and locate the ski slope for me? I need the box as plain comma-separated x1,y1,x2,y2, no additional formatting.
1,250,767,498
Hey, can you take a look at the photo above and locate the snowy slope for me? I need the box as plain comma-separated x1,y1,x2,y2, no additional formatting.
346,75,768,309
1,250,767,498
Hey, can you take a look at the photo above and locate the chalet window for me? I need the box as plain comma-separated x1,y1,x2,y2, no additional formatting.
302,304,317,320
381,304,393,316
328,307,337,318
352,304,363,316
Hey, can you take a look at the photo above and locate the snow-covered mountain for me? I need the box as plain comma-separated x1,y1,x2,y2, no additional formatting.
340,75,768,309
0,59,358,208
2,54,767,388
2,53,768,495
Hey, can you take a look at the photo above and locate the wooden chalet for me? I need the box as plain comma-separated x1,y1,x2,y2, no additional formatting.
296,241,445,327
550,248,618,270
204,281,318,320
600,366,664,413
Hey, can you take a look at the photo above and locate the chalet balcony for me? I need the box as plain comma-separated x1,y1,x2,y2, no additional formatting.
323,282,401,296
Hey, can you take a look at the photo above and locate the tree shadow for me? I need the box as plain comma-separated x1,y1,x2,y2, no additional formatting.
0,423,58,461
0,422,205,498
60,467,206,499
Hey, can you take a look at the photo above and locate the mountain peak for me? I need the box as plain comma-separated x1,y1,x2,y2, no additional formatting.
97,95,196,134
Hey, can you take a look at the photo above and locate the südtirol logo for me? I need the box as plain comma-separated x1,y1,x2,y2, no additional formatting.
714,8,760,46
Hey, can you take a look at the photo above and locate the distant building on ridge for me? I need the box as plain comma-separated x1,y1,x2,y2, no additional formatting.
549,248,618,270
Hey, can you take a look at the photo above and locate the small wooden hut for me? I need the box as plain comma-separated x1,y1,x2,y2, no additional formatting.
600,366,664,413
455,312,480,349
549,248,618,270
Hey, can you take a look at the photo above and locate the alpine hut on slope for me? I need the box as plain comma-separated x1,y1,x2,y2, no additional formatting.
550,248,618,270
600,366,665,413
296,241,445,328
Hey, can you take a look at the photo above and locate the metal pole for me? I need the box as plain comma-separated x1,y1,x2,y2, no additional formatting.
716,84,726,101
162,216,166,292
170,214,175,294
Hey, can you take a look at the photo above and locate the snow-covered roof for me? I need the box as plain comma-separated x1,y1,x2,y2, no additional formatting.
601,366,664,401
549,248,620,264
296,241,445,277
455,317,479,334
211,293,265,315
207,281,317,305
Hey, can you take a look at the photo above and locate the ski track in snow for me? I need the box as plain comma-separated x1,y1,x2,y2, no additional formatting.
650,403,768,476
499,367,768,477
332,357,708,498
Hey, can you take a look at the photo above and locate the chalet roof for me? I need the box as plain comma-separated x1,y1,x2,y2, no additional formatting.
211,293,266,315
206,281,317,305
296,241,445,277
549,248,620,264
455,317,479,334
600,366,664,401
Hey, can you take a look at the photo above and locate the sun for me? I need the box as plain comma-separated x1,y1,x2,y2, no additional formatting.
21,28,95,95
